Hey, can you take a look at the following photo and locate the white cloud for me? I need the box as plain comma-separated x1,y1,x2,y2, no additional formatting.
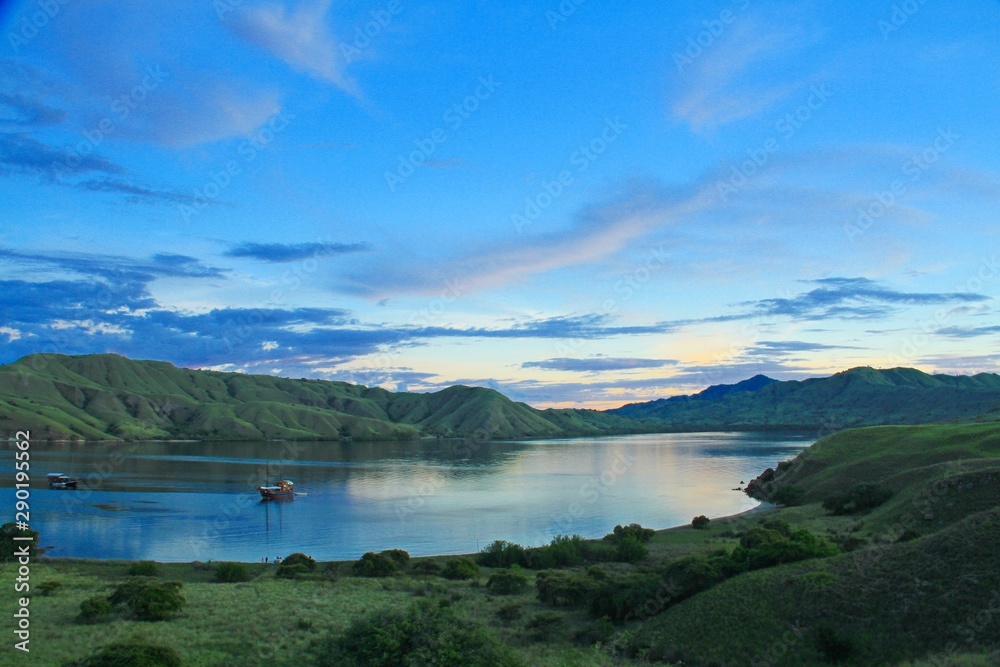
225,0,358,96
671,18,811,132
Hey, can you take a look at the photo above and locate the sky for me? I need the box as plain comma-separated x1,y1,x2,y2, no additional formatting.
0,0,999,409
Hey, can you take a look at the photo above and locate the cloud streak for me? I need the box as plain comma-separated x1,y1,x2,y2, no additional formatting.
224,0,357,95
225,241,373,262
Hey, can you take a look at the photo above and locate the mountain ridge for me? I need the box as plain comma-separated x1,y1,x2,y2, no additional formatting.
2,354,1000,441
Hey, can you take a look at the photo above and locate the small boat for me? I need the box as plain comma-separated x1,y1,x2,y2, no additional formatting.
47,473,80,489
258,479,294,500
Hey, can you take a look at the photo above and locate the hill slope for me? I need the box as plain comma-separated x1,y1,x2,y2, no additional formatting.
610,366,1000,430
632,422,1000,665
0,353,645,441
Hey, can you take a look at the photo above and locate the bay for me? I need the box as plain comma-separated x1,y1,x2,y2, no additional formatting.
2,432,813,562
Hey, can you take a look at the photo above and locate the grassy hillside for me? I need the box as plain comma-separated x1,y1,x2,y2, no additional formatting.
612,366,1000,430
625,422,1000,665
0,353,646,441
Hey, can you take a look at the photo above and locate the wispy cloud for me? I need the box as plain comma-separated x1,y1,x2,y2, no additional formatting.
522,357,678,372
224,0,357,95
0,133,123,179
225,241,373,262
935,324,1000,338
671,17,813,132
733,277,989,321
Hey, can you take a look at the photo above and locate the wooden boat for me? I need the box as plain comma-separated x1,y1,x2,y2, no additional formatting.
258,479,294,500
47,473,80,489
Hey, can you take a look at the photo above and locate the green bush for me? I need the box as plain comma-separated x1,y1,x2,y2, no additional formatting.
524,546,556,569
352,552,400,577
575,616,616,646
614,535,648,563
605,523,655,543
77,596,113,624
495,602,523,623
769,484,805,506
70,638,182,667
215,562,251,583
479,540,528,568
313,598,523,667
107,578,185,621
0,522,38,562
36,580,63,596
381,549,411,568
486,567,528,595
588,573,664,622
822,482,893,515
691,515,711,529
535,570,601,607
442,557,479,580
276,563,311,579
282,552,317,571
547,534,585,566
410,560,441,575
127,561,159,577
526,610,564,640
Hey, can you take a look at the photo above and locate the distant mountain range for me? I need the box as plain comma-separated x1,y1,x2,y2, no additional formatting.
611,366,1000,430
1,354,999,441
0,354,642,441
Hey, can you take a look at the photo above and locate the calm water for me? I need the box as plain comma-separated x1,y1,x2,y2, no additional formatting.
2,433,812,562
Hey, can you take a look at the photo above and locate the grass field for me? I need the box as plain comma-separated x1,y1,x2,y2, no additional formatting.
3,422,999,666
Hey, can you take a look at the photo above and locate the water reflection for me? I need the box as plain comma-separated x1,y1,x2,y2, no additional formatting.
1,432,812,562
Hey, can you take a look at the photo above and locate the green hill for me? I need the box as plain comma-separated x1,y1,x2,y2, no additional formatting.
628,422,1000,665
611,366,1000,430
0,353,644,441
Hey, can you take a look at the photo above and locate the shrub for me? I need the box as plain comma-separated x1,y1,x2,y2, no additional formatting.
381,549,410,568
486,567,528,595
547,534,585,566
70,638,182,667
353,552,399,577
0,522,38,562
276,563,311,579
575,616,616,646
896,529,921,543
691,515,711,529
769,484,805,506
495,602,523,623
215,562,251,583
822,482,892,515
77,596,113,624
479,540,528,568
107,578,185,621
605,523,655,543
526,610,564,640
411,560,441,575
282,552,317,571
36,580,63,596
127,561,159,577
588,573,664,622
313,599,523,667
442,557,479,580
811,624,855,662
536,571,600,607
614,535,648,563
524,546,556,569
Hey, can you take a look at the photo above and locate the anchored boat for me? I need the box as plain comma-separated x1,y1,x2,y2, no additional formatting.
47,473,79,489
258,479,294,500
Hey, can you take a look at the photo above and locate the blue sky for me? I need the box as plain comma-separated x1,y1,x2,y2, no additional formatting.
1,0,999,408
